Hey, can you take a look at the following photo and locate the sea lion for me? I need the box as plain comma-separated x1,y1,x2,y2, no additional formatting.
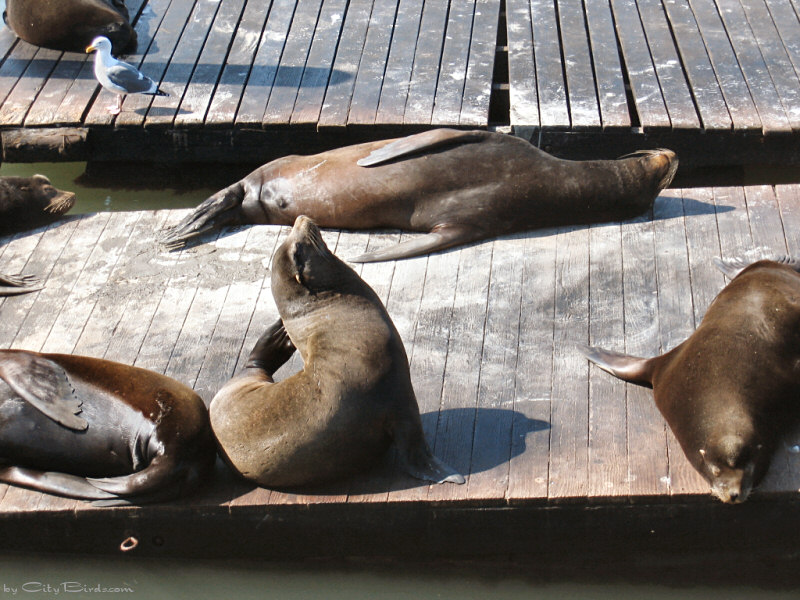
5,0,137,55
0,349,216,503
0,175,76,235
210,215,465,488
161,129,678,262
580,257,800,504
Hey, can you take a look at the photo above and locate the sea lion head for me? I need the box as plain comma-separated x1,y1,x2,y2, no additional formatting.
698,434,761,504
624,148,679,195
32,174,77,216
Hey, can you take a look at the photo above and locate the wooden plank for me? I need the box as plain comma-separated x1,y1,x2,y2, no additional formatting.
174,0,247,127
585,0,631,129
0,41,40,117
235,0,297,126
114,0,197,127
547,227,589,501
558,0,601,129
713,0,793,134
681,187,724,324
713,186,753,259
505,230,556,503
144,0,223,127
620,214,669,499
685,0,761,131
611,0,671,129
505,0,540,127
776,184,800,255
205,0,274,126
587,223,629,500
530,0,569,128
430,0,476,126
83,0,174,125
459,0,500,127
347,0,399,124
637,0,700,129
764,0,800,89
317,0,372,127
373,0,425,126
289,0,349,125
24,51,86,126
745,185,789,255
738,0,800,131
403,1,451,124
263,0,325,126
661,0,732,131
0,21,19,61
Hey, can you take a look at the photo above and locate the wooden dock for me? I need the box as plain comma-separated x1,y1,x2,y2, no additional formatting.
2,0,800,167
2,185,800,560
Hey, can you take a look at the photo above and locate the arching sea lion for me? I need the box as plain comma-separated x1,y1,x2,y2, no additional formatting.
161,129,678,262
580,257,800,503
5,0,137,55
210,216,465,488
0,350,216,503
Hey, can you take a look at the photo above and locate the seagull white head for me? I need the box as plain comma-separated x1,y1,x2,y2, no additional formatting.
86,36,113,55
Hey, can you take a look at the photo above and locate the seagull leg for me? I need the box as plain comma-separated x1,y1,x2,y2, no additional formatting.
109,95,122,115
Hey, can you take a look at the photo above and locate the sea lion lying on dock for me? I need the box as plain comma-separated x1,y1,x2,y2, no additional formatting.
4,0,137,54
0,349,216,504
580,257,800,504
210,216,465,488
161,129,678,262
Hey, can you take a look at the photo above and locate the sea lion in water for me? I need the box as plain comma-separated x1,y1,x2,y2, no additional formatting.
161,129,678,262
580,257,800,504
210,216,465,488
0,349,216,503
0,175,76,235
4,0,137,55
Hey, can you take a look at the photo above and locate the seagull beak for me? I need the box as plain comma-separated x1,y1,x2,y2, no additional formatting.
86,45,96,53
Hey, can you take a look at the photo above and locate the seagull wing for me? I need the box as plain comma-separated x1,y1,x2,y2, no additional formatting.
105,62,158,94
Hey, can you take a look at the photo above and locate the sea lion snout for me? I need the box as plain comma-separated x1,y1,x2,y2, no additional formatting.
644,149,679,191
699,436,758,503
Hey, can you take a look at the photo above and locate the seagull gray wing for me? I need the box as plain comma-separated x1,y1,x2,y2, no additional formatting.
105,63,157,94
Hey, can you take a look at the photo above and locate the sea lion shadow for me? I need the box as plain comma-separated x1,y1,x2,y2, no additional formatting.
138,105,192,117
652,194,733,219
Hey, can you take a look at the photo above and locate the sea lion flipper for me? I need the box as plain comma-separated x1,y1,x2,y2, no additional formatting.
160,181,245,250
349,225,480,263
356,129,485,167
0,466,116,500
88,454,178,496
392,418,466,485
577,344,654,387
0,272,42,296
714,256,800,279
0,352,88,431
246,319,296,376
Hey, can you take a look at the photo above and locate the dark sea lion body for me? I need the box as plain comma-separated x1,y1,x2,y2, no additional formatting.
0,175,76,235
210,216,464,488
0,350,215,503
162,129,678,262
581,258,800,503
5,0,137,54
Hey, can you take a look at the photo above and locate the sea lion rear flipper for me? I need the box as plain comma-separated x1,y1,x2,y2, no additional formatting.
714,256,800,279
0,272,42,296
577,344,654,387
356,129,486,167
0,352,88,430
160,181,246,250
88,453,184,498
392,418,465,485
349,225,481,263
246,319,296,376
0,466,116,500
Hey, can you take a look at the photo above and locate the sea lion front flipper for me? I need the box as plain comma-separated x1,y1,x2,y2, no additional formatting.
0,352,88,431
0,466,116,500
245,319,296,376
577,344,654,388
391,418,465,485
714,256,800,279
349,225,482,263
160,181,246,250
356,129,486,167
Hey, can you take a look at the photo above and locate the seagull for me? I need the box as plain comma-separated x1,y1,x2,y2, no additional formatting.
85,36,167,115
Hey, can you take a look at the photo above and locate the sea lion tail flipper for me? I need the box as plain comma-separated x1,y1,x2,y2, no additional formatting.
356,129,486,167
577,344,654,387
159,181,246,250
349,225,480,263
87,454,180,497
0,272,42,296
392,419,466,485
0,466,116,500
714,256,800,279
246,319,296,376
0,351,88,431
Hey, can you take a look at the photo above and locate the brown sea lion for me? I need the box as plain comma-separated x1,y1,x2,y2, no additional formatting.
0,175,76,235
210,216,465,488
0,349,216,504
5,0,137,55
161,129,678,262
580,257,800,504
